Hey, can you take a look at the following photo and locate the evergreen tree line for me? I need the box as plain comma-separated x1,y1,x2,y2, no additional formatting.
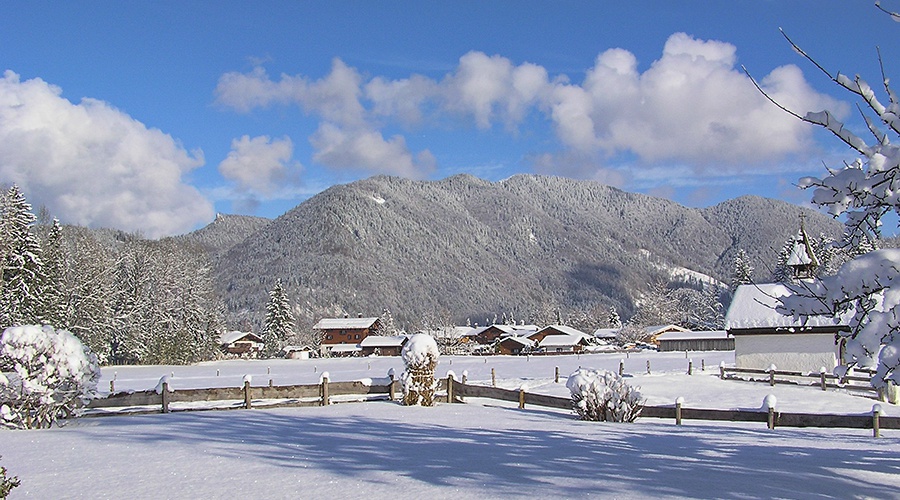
0,186,223,365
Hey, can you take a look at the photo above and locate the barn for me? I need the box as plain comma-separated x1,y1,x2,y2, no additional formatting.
656,330,734,352
219,331,264,357
314,316,381,356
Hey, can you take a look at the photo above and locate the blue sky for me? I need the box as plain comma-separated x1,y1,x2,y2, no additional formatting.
0,1,896,237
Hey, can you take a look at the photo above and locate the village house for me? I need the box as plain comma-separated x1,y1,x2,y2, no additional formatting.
536,333,591,354
219,331,264,357
314,316,381,356
643,324,690,346
359,335,408,356
496,335,534,355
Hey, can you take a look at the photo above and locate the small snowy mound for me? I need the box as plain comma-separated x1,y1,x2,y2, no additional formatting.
401,334,439,406
566,368,644,423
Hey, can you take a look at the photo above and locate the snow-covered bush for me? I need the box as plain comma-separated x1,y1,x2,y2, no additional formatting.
566,368,644,422
0,325,101,429
400,333,439,406
0,456,19,498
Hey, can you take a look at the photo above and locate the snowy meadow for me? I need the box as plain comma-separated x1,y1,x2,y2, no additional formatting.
1,351,898,499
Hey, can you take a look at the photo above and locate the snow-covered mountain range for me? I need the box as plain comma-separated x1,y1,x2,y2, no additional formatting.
185,174,842,330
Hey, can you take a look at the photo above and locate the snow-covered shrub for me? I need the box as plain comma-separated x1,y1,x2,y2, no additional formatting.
401,333,439,406
0,325,101,429
566,368,644,422
0,456,19,498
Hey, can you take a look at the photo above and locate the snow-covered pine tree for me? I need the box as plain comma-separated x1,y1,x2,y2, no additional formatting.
756,10,900,388
607,306,622,329
39,219,67,328
262,278,294,358
730,249,754,290
0,185,46,328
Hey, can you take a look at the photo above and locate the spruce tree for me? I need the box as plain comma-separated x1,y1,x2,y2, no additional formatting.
0,185,46,328
730,249,754,291
262,279,294,357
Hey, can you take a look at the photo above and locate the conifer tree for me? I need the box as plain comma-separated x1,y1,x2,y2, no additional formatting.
730,249,754,290
262,279,294,357
0,185,46,328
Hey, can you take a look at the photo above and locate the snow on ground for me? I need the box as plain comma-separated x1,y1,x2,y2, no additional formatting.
1,352,898,499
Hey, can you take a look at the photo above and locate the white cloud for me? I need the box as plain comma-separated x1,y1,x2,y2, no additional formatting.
549,33,845,169
216,33,843,184
0,70,213,238
218,135,298,196
310,123,435,178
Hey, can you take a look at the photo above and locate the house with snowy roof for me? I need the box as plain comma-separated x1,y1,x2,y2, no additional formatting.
643,324,690,345
359,335,408,356
726,283,849,373
528,324,587,343
219,331,264,357
314,315,381,356
656,330,733,352
497,335,534,355
592,328,619,343
536,333,591,354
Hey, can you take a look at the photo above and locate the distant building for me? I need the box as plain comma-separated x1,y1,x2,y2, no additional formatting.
220,331,264,357
359,335,408,356
656,330,733,352
314,316,381,356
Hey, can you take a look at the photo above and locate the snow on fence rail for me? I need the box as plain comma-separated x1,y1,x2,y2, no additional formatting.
716,364,899,403
443,376,899,434
81,374,898,435
84,375,403,416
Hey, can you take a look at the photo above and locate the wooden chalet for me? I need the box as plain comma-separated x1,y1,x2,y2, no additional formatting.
219,331,264,357
359,335,408,356
314,316,381,356
497,335,534,355
528,324,588,344
536,333,590,354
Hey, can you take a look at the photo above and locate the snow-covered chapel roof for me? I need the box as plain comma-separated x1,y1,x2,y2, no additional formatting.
725,284,848,331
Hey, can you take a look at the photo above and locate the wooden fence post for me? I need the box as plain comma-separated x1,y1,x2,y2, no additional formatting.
447,374,454,403
701,359,705,372
873,404,882,438
688,359,693,376
646,360,651,375
518,389,525,409
243,379,252,409
161,381,170,414
619,359,624,376
321,374,330,406
109,380,115,393
768,364,777,387
764,394,777,430
719,362,725,380
491,368,496,387
555,366,559,383
388,370,396,401
675,397,684,426
820,367,828,391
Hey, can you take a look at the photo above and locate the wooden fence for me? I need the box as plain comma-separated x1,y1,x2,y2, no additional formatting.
716,364,900,402
444,376,900,435
83,373,898,436
85,375,403,416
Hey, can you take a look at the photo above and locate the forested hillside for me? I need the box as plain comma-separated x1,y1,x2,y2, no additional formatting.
207,174,842,331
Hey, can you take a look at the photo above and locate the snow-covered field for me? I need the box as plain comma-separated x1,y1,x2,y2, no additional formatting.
1,351,898,499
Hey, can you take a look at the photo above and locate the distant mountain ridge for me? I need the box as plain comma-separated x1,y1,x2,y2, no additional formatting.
194,174,841,330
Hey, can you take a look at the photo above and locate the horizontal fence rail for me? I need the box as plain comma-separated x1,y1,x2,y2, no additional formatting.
82,373,898,436
446,377,899,434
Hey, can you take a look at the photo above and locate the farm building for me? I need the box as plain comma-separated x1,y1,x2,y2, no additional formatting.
592,328,619,343
359,335,408,356
497,336,534,355
536,333,590,354
219,331,264,357
529,324,588,344
726,283,849,373
656,330,734,352
314,316,381,356
644,324,690,345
